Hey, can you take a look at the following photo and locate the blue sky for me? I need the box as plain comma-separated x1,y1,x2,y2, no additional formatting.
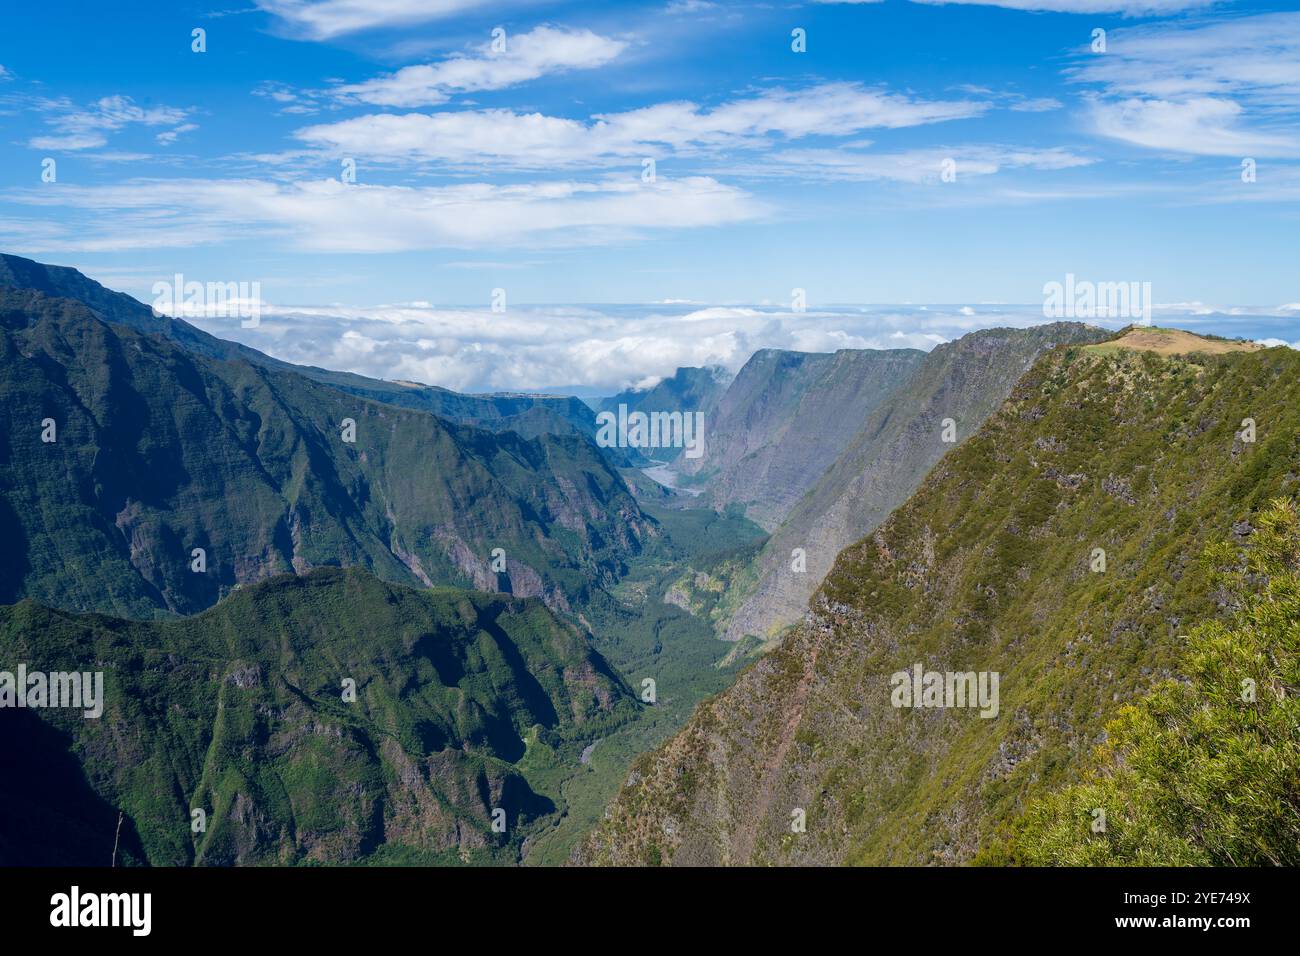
1,0,1298,390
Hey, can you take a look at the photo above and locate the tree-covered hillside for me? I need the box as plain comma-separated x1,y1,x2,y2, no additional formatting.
0,567,635,866
0,286,651,618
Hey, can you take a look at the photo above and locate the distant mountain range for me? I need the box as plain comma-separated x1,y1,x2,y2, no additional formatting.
675,346,926,530
598,365,731,463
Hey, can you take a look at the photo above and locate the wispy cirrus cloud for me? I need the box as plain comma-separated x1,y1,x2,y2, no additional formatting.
294,83,987,168
905,0,1215,12
330,26,628,107
1070,13,1300,157
1009,97,1063,113
730,144,1093,183
28,95,194,151
1088,96,1300,157
0,175,765,254
255,0,504,40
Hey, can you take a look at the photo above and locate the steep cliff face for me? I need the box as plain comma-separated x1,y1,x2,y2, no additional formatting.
599,366,730,463
677,347,925,531
578,334,1299,866
0,287,651,618
0,568,635,866
720,323,1108,642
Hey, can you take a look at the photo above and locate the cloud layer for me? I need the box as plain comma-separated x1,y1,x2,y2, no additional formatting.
168,300,1297,394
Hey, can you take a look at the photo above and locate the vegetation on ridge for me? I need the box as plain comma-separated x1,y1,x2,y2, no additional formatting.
997,496,1300,866
577,339,1300,866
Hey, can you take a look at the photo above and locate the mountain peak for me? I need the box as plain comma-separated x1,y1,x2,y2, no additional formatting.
1088,326,1264,356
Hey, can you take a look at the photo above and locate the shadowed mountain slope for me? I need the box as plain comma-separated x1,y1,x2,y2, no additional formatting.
677,346,926,530
0,567,635,865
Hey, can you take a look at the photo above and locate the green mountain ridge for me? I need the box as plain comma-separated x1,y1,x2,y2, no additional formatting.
0,284,651,618
576,336,1300,865
0,253,620,456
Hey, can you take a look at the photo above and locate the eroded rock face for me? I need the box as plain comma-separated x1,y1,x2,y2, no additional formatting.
679,347,926,531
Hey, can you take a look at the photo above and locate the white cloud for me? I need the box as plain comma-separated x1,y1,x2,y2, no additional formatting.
255,0,500,40
0,176,764,253
295,83,986,168
29,132,111,151
155,123,199,146
679,306,764,322
29,95,192,152
1089,96,1300,157
184,302,983,393
906,0,1213,12
1069,13,1300,156
177,301,1284,394
1009,97,1063,113
330,26,627,107
735,144,1093,182
704,144,1094,188
1070,14,1300,105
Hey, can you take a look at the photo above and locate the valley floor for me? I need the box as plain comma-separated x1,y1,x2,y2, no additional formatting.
522,502,766,864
